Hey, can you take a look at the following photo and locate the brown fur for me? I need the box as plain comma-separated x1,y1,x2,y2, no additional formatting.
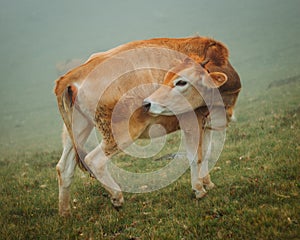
55,37,241,215
54,37,229,97
55,36,241,170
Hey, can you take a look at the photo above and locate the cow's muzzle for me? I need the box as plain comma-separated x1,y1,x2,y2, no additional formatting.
142,100,151,113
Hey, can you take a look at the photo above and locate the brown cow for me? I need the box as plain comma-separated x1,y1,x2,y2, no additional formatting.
54,37,241,216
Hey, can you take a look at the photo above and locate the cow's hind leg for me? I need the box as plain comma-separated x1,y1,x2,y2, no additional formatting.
56,129,76,216
85,141,124,208
56,121,93,216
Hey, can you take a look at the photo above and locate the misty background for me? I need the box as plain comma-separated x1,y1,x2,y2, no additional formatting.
0,0,299,155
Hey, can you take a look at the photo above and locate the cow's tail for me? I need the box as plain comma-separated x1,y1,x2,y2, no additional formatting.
54,62,97,173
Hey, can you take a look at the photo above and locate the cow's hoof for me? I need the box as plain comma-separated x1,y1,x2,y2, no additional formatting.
110,193,124,209
195,189,207,199
59,209,71,217
205,182,215,190
113,204,123,212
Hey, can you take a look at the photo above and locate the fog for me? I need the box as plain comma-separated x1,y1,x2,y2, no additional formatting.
0,0,299,154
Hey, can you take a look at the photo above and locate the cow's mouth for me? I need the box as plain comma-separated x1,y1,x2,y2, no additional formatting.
142,100,175,116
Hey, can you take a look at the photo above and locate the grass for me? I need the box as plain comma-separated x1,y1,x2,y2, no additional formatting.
0,80,299,239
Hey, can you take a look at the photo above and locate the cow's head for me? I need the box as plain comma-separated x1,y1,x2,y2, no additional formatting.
143,55,228,116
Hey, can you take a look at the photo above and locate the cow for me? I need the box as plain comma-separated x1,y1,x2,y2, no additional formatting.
54,37,241,216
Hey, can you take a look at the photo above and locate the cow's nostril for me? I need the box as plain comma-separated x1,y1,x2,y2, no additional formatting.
142,100,151,112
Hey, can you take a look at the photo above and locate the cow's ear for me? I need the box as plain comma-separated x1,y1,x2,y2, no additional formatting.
204,72,228,88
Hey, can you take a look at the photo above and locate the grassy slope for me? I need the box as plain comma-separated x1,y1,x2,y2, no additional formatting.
0,81,299,239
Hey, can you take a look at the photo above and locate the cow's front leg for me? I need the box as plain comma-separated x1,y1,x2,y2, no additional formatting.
190,152,215,198
85,142,124,208
201,128,215,191
190,161,207,198
182,112,215,199
203,174,215,190
181,112,207,199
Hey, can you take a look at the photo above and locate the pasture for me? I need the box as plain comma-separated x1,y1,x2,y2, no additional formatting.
0,77,299,239
1,0,300,239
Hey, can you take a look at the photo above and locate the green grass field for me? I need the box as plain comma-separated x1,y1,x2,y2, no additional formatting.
1,1,300,239
0,79,299,239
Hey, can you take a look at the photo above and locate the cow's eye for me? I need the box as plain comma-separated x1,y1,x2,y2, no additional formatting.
175,80,187,87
